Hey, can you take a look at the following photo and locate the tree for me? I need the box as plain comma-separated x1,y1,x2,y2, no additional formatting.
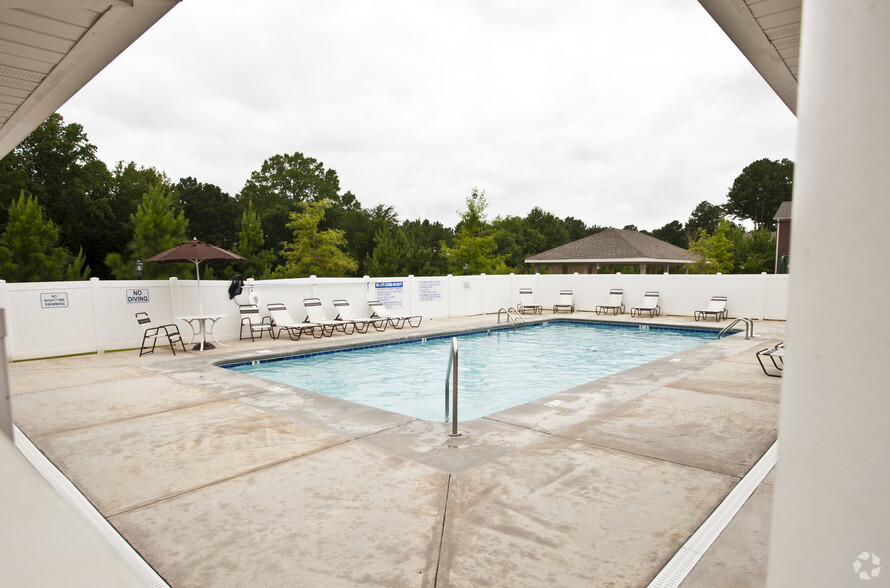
0,113,113,276
177,177,241,249
652,220,688,249
67,247,91,280
273,199,358,278
443,189,508,274
401,219,452,275
232,200,276,279
687,221,734,274
365,224,411,276
725,158,794,230
0,192,69,282
728,226,776,274
686,201,724,241
238,152,346,254
100,162,173,277
105,183,189,279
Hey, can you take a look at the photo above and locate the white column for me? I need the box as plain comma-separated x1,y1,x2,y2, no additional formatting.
768,2,890,586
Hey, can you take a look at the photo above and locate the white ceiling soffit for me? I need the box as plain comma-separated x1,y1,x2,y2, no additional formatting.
698,0,801,114
0,0,181,157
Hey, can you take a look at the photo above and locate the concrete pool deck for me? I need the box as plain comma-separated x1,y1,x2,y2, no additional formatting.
9,312,784,587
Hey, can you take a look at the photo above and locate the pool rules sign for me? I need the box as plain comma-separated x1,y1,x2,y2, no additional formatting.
126,289,149,303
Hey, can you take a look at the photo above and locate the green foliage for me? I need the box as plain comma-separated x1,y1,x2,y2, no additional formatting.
177,177,240,249
232,200,276,279
728,226,776,274
326,203,395,276
105,183,189,279
687,221,735,274
273,199,358,278
725,158,793,230
443,189,508,274
401,219,452,275
686,201,724,241
0,113,114,277
238,152,346,255
652,220,688,249
66,247,91,280
365,224,411,276
0,191,68,282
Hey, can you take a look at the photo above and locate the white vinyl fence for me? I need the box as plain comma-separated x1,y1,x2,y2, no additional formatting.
0,272,788,361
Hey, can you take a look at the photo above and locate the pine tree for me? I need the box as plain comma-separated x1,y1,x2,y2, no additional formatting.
273,199,358,277
0,191,68,282
105,183,188,279
232,200,275,279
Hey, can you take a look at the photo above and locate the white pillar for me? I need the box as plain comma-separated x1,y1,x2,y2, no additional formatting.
768,2,890,586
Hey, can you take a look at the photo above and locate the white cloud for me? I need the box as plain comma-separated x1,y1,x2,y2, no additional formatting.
59,0,797,231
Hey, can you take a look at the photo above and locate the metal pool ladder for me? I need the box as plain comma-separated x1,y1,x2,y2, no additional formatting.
718,317,754,339
497,307,526,327
444,337,461,436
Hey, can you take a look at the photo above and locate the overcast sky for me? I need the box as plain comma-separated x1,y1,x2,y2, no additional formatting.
59,0,797,231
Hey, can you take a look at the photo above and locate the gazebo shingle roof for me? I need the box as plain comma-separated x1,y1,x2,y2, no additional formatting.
525,228,694,264
773,201,792,220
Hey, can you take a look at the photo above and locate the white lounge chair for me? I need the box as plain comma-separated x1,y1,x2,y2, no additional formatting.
267,302,324,340
630,291,661,318
552,290,575,313
136,312,186,356
239,304,273,341
694,295,728,321
303,298,356,335
333,299,387,333
595,289,625,315
517,288,542,314
367,300,422,329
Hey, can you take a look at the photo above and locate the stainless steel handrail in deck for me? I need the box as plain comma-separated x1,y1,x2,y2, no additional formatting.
718,317,754,339
497,307,526,327
444,337,461,436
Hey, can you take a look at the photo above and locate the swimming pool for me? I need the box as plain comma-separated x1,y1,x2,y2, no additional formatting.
225,321,718,422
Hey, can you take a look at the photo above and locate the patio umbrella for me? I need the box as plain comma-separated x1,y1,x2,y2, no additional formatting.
145,238,245,315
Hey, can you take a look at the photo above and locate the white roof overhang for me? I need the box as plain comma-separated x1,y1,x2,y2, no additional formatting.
0,0,180,157
697,0,801,114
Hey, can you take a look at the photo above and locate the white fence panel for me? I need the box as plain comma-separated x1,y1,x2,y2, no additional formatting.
0,273,789,361
6,281,97,359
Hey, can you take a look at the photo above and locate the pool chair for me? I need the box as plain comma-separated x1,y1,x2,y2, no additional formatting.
303,297,356,335
333,299,387,333
267,302,324,340
239,304,273,341
630,291,661,318
595,289,625,315
367,300,422,329
552,290,575,313
756,342,785,377
694,295,728,321
516,288,543,314
135,312,186,356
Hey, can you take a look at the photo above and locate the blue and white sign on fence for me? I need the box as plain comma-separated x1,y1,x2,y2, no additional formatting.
126,289,150,303
374,281,404,308
40,292,69,309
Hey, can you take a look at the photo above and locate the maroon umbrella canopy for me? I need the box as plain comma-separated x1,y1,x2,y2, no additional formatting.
145,239,245,266
146,239,245,314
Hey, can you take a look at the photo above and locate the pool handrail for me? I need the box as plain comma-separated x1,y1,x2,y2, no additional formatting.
444,337,461,436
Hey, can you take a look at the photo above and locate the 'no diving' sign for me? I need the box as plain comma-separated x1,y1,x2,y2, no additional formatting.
127,289,149,303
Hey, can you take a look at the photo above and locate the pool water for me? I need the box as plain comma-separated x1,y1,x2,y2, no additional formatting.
226,321,715,422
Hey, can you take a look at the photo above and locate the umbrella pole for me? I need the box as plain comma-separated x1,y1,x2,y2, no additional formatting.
195,260,203,316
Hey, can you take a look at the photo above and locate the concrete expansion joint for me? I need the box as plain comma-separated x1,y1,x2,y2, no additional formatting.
108,438,353,518
23,397,234,440
432,473,453,587
562,434,750,481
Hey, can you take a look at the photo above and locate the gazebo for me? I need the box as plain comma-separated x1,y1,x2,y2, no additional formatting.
524,228,697,274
